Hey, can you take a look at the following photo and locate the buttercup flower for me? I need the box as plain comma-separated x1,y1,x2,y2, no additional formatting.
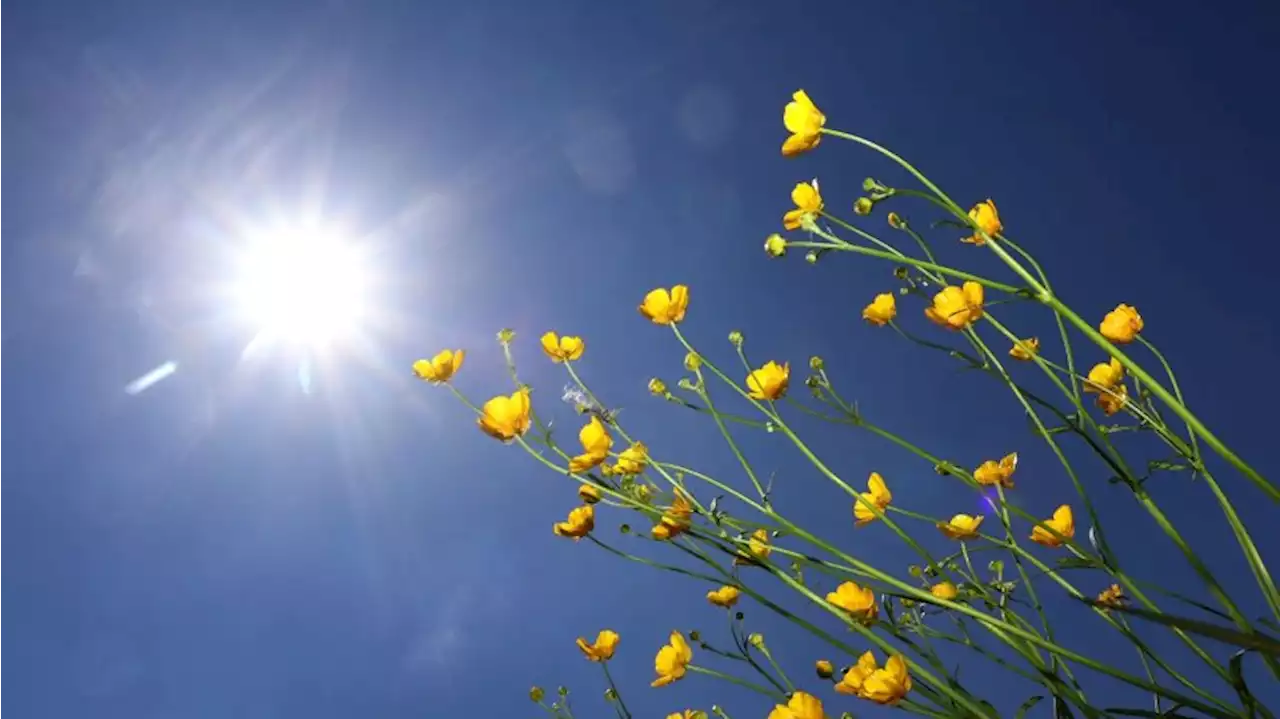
1030,504,1075,548
765,233,788,257
973,452,1018,488
1097,583,1126,609
781,90,825,157
1096,382,1128,416
1009,337,1040,361
706,585,741,608
836,652,912,705
925,281,984,330
412,349,465,383
652,631,693,687
815,659,835,679
734,528,772,565
568,416,613,473
667,712,707,719
540,332,585,362
862,293,897,326
853,471,893,526
826,581,878,623
768,691,827,719
651,492,693,540
648,378,668,396
639,285,690,325
576,629,619,662
478,388,532,441
1085,358,1125,392
937,513,985,540
578,484,602,504
553,505,595,539
612,441,649,476
746,361,790,401
783,180,824,231
930,581,959,601
1100,304,1144,344
962,199,1002,245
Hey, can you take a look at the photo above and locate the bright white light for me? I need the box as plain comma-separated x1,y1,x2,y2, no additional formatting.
234,225,368,347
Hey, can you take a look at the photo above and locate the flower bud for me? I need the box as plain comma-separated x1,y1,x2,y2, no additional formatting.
862,177,889,194
808,356,824,371
893,266,909,280
619,523,631,534
735,611,745,621
764,234,787,258
805,250,819,264
604,688,618,701
648,378,668,396
853,197,874,216
689,630,701,642
728,330,744,347
748,633,766,649
804,375,821,390
815,659,834,679
908,565,923,578
557,686,569,697
684,351,702,371
529,687,545,703
677,377,698,392
887,212,906,230
497,328,516,345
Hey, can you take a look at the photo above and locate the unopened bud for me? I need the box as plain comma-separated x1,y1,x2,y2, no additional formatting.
887,212,906,230
893,266,909,280
648,378,668,396
853,197,874,216
805,375,821,390
815,659,835,679
688,630,701,642
747,633,766,649
604,688,618,701
529,686,545,703
728,330,744,347
808,356,824,371
683,351,702,371
908,565,923,578
557,686,569,697
677,377,698,392
735,611,745,621
764,234,787,258
805,250,819,264
619,523,631,534
497,328,516,345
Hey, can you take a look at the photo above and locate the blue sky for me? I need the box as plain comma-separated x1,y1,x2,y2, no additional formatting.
5,1,1280,717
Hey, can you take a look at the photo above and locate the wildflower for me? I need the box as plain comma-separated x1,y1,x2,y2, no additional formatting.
707,585,741,608
826,581,878,623
887,212,906,230
930,581,959,601
973,452,1018,488
569,416,613,473
683,351,702,371
1097,584,1126,610
768,691,827,719
783,180,823,231
815,659,835,679
667,712,707,719
1085,358,1125,393
576,629,619,662
853,197,874,216
853,472,893,526
529,686,545,703
1030,504,1075,548
1100,304,1144,344
540,332,585,363
411,349,465,383
1096,383,1128,416
478,388,532,441
748,633,766,650
764,234,788,257
962,199,1002,245
648,378,668,396
836,651,912,705
612,441,649,476
781,90,825,157
639,285,690,325
861,293,897,326
937,514,985,540
746,361,790,400
1009,337,1040,361
651,492,693,540
553,505,595,539
925,281,984,330
578,484,602,504
735,528,772,565
652,631,693,687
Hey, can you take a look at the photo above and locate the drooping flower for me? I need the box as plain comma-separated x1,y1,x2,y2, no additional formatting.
652,631,693,687
1096,584,1126,610
706,585,741,608
781,90,826,157
937,514,985,540
1100,304,1144,344
746,361,790,400
1009,337,1040,361
1030,505,1075,548
611,441,649,476
973,453,1018,488
478,388,532,441
826,581,878,623
815,659,835,679
412,349,465,383
576,629,619,662
540,332,585,363
836,652,912,705
862,293,897,326
930,581,959,601
553,505,595,539
639,285,690,325
853,472,893,526
925,282,984,330
783,180,824,231
962,199,1002,245
578,484,602,504
651,492,693,540
1096,383,1128,416
764,234,788,257
768,691,828,719
568,416,613,473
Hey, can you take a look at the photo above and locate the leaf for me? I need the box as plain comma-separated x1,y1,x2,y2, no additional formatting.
1148,458,1189,473
1098,423,1142,435
1106,707,1191,718
1053,696,1076,719
1056,556,1099,570
1228,649,1264,716
1092,602,1280,656
1014,696,1044,719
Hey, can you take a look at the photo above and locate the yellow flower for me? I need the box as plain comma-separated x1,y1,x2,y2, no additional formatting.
540,332,585,362
746,361,790,400
683,351,702,371
667,712,707,719
930,581,959,601
925,281,984,330
648,378,668,396
962,199,1002,245
575,629,619,662
639,285,690,325
1030,504,1075,548
837,652,912,705
826,581,878,622
477,388,532,441
768,691,827,719
1100,304,1144,344
412,349,465,383
1096,382,1128,416
781,90,826,157
706,585,741,608
652,492,693,541
973,452,1018,488
1097,583,1126,609
853,472,893,526
937,514,985,540
568,416,613,473
1009,337,1040,361
861,293,897,326
815,659,835,679
783,180,823,231
612,441,649,476
578,484,602,504
652,631,693,687
748,528,771,558
1085,358,1125,393
553,505,595,540
764,233,788,257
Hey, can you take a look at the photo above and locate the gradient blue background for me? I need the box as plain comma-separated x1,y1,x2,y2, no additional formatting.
5,2,1280,717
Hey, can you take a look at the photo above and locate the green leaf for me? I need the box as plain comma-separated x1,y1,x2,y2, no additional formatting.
1092,602,1280,656
1148,458,1189,473
1056,556,1099,570
1105,707,1190,718
1014,696,1043,719
1053,696,1076,719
